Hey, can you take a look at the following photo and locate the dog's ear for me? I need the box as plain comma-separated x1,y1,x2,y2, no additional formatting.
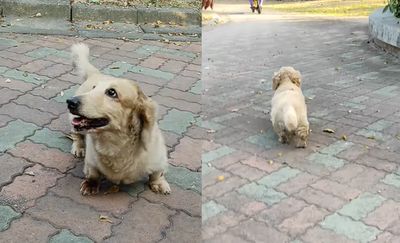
272,72,281,90
289,70,301,87
137,90,156,130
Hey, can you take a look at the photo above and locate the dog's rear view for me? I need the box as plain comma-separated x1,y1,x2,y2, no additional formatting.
270,67,309,148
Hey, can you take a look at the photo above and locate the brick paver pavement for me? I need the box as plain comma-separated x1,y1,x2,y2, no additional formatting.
202,10,400,243
0,33,201,242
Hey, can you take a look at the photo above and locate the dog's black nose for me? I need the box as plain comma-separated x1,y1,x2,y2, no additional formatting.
66,97,81,111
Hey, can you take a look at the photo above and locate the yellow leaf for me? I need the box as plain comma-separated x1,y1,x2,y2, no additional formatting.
323,128,335,134
99,215,113,224
217,175,224,181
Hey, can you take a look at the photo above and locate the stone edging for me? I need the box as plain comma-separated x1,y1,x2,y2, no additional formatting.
0,0,201,26
369,7,400,55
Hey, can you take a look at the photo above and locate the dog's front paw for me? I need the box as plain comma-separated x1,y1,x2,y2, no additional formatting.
80,179,100,196
150,178,171,195
71,142,85,158
296,140,307,148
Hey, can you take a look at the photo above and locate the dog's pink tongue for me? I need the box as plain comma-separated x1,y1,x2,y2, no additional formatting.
72,117,83,126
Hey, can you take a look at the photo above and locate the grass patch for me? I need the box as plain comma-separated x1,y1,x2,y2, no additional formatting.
74,0,200,9
268,0,386,16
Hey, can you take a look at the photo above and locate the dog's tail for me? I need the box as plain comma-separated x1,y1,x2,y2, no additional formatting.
71,43,99,80
283,106,298,132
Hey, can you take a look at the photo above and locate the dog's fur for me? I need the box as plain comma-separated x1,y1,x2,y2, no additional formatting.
68,43,170,195
270,67,309,148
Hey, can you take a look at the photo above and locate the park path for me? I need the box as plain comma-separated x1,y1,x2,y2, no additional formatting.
0,33,201,242
202,8,400,243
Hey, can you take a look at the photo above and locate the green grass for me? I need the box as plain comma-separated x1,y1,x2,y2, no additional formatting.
268,0,386,16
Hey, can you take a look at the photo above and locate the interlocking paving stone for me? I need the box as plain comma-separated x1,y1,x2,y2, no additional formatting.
28,128,71,153
26,47,69,59
53,85,79,103
190,81,202,95
0,205,20,231
202,146,235,164
257,167,301,188
381,173,400,188
159,108,196,135
166,165,201,193
202,200,227,222
307,153,346,169
1,69,49,84
237,182,286,205
338,192,385,221
0,119,38,152
0,38,18,47
320,213,381,243
246,131,281,149
49,229,93,243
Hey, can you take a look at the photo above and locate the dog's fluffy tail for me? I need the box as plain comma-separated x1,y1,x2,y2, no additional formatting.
71,43,99,80
283,106,298,132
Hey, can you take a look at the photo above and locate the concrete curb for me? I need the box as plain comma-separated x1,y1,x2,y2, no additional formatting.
0,1,201,26
0,0,70,19
369,8,400,55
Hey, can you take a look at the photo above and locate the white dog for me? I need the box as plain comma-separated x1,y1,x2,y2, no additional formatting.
270,67,309,148
67,43,171,195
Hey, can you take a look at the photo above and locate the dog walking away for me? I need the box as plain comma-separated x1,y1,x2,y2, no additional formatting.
270,67,309,148
67,43,171,195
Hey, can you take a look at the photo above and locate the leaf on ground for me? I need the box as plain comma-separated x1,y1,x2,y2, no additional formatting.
217,175,224,181
99,215,113,223
367,135,375,140
110,66,120,69
277,153,283,157
24,171,35,176
5,78,11,83
230,108,239,112
268,160,274,165
341,134,347,141
207,129,216,133
323,128,335,134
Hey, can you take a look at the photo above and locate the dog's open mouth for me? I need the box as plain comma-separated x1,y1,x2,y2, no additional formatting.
71,116,109,130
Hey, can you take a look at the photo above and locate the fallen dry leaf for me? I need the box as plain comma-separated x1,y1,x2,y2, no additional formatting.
24,171,35,176
231,108,239,112
110,66,120,69
341,135,347,141
99,215,113,224
277,153,283,157
217,175,224,181
268,160,274,165
207,129,216,133
367,135,375,140
5,78,11,83
323,128,335,134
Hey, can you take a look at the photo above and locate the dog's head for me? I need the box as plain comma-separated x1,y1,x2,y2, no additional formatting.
67,77,155,135
272,66,302,90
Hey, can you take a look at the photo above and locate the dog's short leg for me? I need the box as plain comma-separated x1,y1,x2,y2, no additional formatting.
149,171,171,195
278,130,289,144
71,132,85,158
295,124,309,148
80,164,101,196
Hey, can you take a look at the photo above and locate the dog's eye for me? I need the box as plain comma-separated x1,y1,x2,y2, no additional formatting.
105,88,118,98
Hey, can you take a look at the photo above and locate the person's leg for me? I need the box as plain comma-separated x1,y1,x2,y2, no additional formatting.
249,0,254,7
259,0,263,6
